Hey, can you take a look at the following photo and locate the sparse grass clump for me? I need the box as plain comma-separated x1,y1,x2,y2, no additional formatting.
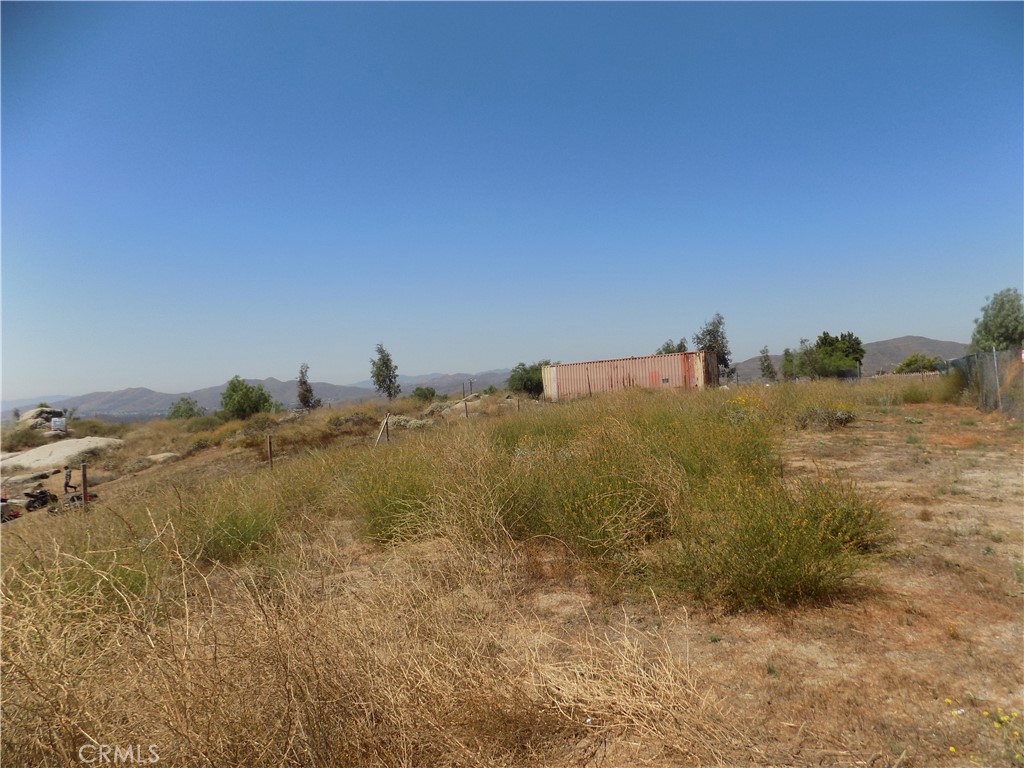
0,426,47,452
70,418,131,439
346,389,889,607
795,405,857,431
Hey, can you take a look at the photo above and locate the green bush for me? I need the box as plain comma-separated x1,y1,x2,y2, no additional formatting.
507,360,549,398
665,475,888,609
220,376,282,420
412,386,436,403
167,397,206,420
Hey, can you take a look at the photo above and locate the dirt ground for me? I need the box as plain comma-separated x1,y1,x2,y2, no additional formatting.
3,401,1020,767
556,402,1024,767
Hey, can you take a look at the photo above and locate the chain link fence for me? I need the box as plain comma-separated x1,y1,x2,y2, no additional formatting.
949,349,1023,420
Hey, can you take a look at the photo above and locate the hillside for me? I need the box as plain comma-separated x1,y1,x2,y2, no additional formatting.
734,335,968,382
18,369,514,420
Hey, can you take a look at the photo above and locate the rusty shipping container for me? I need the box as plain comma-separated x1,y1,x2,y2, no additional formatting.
541,350,719,402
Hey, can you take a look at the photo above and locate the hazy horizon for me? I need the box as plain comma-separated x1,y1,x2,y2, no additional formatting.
3,3,1020,401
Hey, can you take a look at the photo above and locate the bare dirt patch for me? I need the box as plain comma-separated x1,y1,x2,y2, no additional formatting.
630,402,1024,766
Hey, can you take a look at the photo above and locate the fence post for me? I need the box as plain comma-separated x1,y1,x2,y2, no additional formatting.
80,463,88,513
375,413,391,447
268,435,274,469
992,347,1002,412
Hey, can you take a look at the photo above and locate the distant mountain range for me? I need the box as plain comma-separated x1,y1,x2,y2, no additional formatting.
733,335,969,383
2,337,969,420
2,370,515,420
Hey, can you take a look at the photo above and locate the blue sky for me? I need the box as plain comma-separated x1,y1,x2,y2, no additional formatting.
2,2,1021,400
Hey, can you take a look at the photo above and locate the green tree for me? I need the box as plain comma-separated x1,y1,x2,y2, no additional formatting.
812,331,864,378
167,396,207,420
296,363,322,410
893,353,944,374
971,288,1024,352
370,344,401,400
781,338,817,380
412,386,436,403
758,346,777,382
507,360,550,398
654,338,687,355
781,348,798,381
220,376,281,420
692,313,732,378
780,332,865,379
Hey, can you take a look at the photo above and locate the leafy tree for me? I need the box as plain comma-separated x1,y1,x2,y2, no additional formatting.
220,376,281,420
370,344,401,400
692,313,732,378
812,331,864,378
781,332,865,379
781,348,798,381
167,396,207,420
412,386,436,403
297,363,322,410
781,339,814,380
893,353,944,374
971,288,1024,352
507,360,550,398
654,338,687,355
759,346,777,382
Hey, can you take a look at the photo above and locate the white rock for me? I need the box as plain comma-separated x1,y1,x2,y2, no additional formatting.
0,437,123,471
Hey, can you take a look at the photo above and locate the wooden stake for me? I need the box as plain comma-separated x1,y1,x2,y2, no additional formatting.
375,413,390,447
80,463,88,513
268,435,274,469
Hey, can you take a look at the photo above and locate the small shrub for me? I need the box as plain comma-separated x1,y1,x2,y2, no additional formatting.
327,411,377,435
0,428,47,452
902,385,929,404
122,457,155,474
185,415,223,433
200,510,276,561
796,406,857,431
242,413,279,437
69,419,130,438
664,476,889,608
189,438,211,454
412,386,436,403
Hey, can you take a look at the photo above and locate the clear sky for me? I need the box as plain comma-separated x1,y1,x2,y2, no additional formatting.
2,2,1021,400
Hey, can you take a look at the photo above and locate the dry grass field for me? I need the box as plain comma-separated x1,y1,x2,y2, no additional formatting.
2,379,1021,767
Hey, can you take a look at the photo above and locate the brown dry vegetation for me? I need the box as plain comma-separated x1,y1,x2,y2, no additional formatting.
2,380,1022,767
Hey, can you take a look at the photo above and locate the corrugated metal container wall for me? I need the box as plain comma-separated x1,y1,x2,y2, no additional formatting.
542,351,718,402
